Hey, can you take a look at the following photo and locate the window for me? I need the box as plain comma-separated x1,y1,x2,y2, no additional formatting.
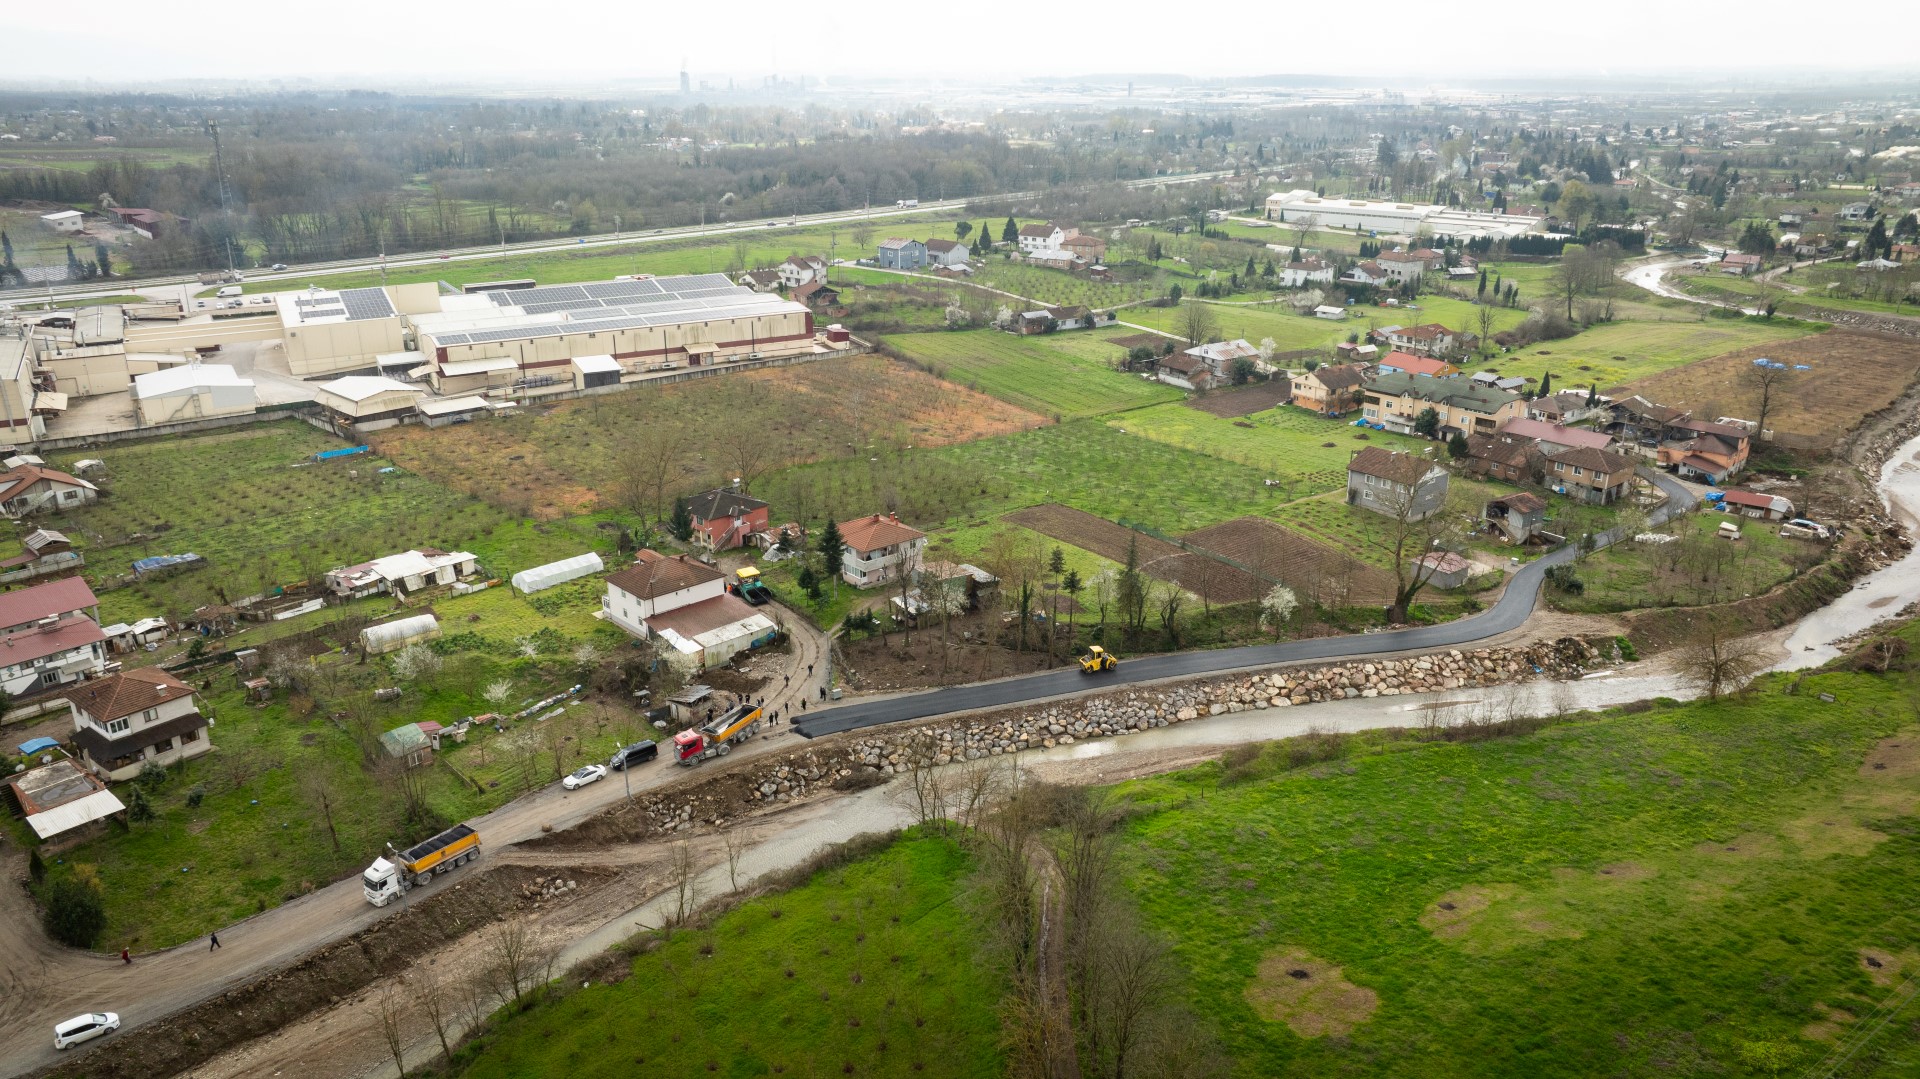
1573,467,1584,477
142,707,158,723
1555,462,1565,472
107,717,130,734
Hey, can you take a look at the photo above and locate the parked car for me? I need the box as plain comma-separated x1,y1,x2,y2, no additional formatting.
609,740,658,771
54,1013,119,1050
562,764,607,790
270,263,288,270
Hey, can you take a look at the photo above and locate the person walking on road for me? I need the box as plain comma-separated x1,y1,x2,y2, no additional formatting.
209,932,221,951
807,664,814,676
120,948,131,965
784,674,790,688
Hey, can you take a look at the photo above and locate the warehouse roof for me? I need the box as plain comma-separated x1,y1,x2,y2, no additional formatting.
318,375,418,403
416,273,806,348
133,363,253,399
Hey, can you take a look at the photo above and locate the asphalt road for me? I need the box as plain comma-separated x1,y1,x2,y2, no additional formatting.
797,470,1696,738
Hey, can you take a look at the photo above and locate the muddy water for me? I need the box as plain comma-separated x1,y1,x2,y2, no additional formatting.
1775,432,1920,670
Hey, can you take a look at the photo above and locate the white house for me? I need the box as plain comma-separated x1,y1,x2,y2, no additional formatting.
68,668,211,782
1017,222,1073,253
0,465,98,519
39,210,85,234
838,512,929,588
602,550,774,669
1277,258,1335,287
133,363,256,426
777,256,827,289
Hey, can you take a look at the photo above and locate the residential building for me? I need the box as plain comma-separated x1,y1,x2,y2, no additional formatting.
1292,362,1371,415
1017,223,1072,253
0,592,106,698
1547,446,1636,504
1464,433,1547,485
1660,425,1750,482
1046,305,1095,330
1024,249,1080,271
738,269,782,292
1182,339,1261,380
324,549,479,598
1496,417,1614,456
1375,351,1459,378
876,238,927,270
1719,489,1795,520
1341,261,1391,287
1061,234,1108,262
602,550,726,636
1603,396,1690,446
1346,446,1450,520
67,669,210,782
837,512,928,588
1361,371,1527,438
0,577,100,634
0,528,83,584
0,465,98,519
792,280,841,309
1384,323,1466,357
1277,257,1334,287
1413,551,1473,590
777,256,827,289
1720,253,1764,275
685,488,771,551
924,238,970,267
1482,491,1549,544
1374,250,1433,284
1526,390,1604,425
1839,202,1874,221
1156,352,1217,391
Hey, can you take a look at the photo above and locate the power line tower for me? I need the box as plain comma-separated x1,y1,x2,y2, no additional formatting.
205,118,236,273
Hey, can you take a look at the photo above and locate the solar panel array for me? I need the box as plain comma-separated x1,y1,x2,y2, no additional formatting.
338,287,398,321
428,273,802,348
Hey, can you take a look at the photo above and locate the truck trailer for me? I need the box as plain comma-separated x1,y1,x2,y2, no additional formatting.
362,824,481,906
673,702,763,765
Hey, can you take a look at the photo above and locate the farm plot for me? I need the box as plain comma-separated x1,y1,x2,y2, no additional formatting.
1476,317,1819,391
1004,504,1183,564
1624,331,1920,451
1186,381,1293,417
1123,303,1346,354
1181,517,1398,607
1114,402,1425,498
885,328,1182,419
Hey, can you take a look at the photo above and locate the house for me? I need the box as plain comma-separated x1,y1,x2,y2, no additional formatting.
643,589,778,670
602,551,776,667
1496,417,1614,456
1346,447,1449,520
1024,249,1080,271
0,577,100,634
1292,362,1371,415
1839,202,1874,221
791,281,841,309
1374,250,1434,284
1413,551,1474,590
1341,261,1391,287
877,238,927,270
924,238,970,267
1719,489,1794,521
1361,371,1528,438
777,256,827,289
1017,223,1072,253
39,210,85,234
324,549,479,598
1385,323,1466,357
1483,491,1549,545
100,617,168,654
67,669,210,782
1604,396,1690,446
1156,352,1217,391
1527,390,1604,424
1464,433,1548,485
1720,253,1764,275
1313,305,1347,320
1375,351,1459,378
0,528,84,584
0,611,106,699
838,512,928,588
1662,430,1749,483
1046,305,1096,330
0,465,99,519
1468,371,1529,393
380,723,433,769
1183,339,1261,379
1277,257,1335,287
1061,233,1108,262
685,488,771,551
738,269,783,292
1546,446,1636,504
7,757,125,843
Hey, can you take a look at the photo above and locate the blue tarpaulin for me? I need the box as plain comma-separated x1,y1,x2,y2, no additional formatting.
16,737,59,756
312,445,371,461
132,553,205,576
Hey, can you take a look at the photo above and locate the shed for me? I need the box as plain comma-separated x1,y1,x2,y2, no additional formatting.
379,723,433,768
1413,550,1474,590
360,613,440,655
572,354,623,389
313,376,422,426
512,552,605,594
417,395,493,427
1314,305,1347,320
666,684,715,723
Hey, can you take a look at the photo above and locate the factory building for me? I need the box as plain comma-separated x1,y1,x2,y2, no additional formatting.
1264,190,1539,240
133,363,256,426
276,283,437,378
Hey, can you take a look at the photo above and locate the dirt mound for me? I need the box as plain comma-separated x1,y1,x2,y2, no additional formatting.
1004,504,1182,564
1419,884,1517,939
1243,947,1379,1038
1186,382,1292,418
33,864,617,1079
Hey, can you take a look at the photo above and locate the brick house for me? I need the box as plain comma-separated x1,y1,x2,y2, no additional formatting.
1292,362,1371,415
1061,233,1107,262
1465,433,1548,485
1346,446,1449,520
68,669,211,782
685,488,771,551
837,512,928,588
1547,446,1636,504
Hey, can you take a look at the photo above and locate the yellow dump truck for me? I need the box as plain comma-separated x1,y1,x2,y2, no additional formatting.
362,824,481,906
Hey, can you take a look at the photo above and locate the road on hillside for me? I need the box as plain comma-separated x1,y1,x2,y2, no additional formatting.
796,471,1696,738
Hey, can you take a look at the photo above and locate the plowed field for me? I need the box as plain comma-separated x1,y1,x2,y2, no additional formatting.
1180,517,1399,606
1186,381,1294,417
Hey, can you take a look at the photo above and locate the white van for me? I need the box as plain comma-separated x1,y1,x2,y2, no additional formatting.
54,1012,119,1050
216,285,243,299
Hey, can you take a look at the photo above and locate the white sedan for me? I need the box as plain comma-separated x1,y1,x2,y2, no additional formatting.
54,1012,119,1050
562,764,607,791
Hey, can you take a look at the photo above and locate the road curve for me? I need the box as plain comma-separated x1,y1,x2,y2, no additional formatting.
796,471,1695,738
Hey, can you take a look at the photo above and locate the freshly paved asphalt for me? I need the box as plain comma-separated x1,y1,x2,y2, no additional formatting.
796,470,1695,738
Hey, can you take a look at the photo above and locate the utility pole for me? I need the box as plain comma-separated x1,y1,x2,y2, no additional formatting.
205,119,236,273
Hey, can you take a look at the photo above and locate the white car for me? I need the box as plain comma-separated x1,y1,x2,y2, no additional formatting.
54,1012,119,1050
562,764,607,790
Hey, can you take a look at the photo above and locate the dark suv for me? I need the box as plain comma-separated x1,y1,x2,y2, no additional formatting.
609,740,658,770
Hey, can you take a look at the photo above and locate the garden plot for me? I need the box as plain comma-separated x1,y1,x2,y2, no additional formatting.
1181,517,1398,607
1186,381,1293,418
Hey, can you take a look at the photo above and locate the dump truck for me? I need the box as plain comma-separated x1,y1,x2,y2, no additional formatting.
673,702,763,766
1078,645,1118,674
733,567,773,606
362,824,481,906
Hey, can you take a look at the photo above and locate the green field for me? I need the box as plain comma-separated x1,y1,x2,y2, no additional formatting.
1480,317,1820,391
1111,402,1426,496
450,833,1006,1079
886,328,1182,418
1555,510,1821,613
1113,651,1920,1077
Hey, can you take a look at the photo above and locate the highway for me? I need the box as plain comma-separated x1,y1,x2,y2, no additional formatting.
796,470,1697,738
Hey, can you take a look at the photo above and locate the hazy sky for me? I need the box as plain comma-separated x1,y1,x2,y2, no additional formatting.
5,0,1894,86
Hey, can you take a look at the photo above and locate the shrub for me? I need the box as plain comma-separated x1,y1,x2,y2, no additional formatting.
1544,564,1584,595
42,873,108,948
185,784,206,808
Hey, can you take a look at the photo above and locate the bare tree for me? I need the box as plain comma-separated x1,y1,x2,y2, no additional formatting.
722,824,750,893
485,918,537,1009
1359,468,1469,623
1291,213,1319,255
892,747,953,830
1178,300,1218,347
720,429,778,495
538,717,571,782
418,966,456,1065
1151,578,1185,646
298,765,344,857
1475,303,1496,360
376,983,409,1076
631,425,683,526
1677,619,1768,700
664,840,703,931
1090,919,1176,1079
612,453,653,518
1740,363,1797,441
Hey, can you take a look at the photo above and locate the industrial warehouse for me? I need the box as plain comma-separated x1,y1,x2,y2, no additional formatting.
0,271,852,445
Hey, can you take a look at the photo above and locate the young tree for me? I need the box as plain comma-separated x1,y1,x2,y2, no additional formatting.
1447,430,1470,459
669,496,694,542
1061,568,1083,656
1117,535,1150,639
41,870,107,947
955,220,973,241
1259,584,1298,638
1151,578,1185,646
376,984,409,1077
1412,407,1441,438
816,516,846,593
975,221,993,252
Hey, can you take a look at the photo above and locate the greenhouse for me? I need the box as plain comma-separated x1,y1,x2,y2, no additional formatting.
360,613,440,655
512,552,604,594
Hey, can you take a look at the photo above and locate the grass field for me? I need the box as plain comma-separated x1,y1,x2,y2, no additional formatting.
1555,511,1819,613
1115,655,1920,1077
1112,402,1427,497
450,833,1006,1079
885,328,1182,418
1483,317,1821,391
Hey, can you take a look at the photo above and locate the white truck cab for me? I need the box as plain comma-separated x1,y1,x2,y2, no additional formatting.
362,857,403,906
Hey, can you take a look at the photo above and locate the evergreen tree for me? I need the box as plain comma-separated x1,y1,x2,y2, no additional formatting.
669,497,693,542
1586,384,1599,407
1,229,13,267
94,242,110,277
817,517,846,586
1244,255,1257,278
65,244,81,278
1448,431,1470,459
42,874,107,948
1477,269,1487,298
1537,371,1553,398
1413,407,1441,438
975,222,992,253
1002,216,1018,244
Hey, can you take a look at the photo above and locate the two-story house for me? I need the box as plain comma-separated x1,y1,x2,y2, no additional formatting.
1483,491,1549,545
68,668,211,782
1375,351,1459,378
1060,233,1107,263
838,512,928,588
1277,257,1335,287
0,465,99,520
1346,447,1450,520
1547,446,1636,504
1017,223,1074,253
602,551,727,638
1341,261,1391,287
777,255,827,289
1385,323,1466,357
876,238,927,270
686,488,772,551
924,238,970,267
1464,433,1548,485
1526,390,1604,425
1495,418,1614,457
1291,362,1372,416
1604,396,1690,446
1361,371,1527,439
1374,250,1433,284
0,577,105,698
